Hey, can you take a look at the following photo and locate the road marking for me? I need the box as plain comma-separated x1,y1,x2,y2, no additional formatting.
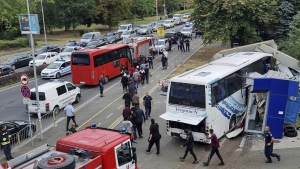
162,71,165,73
118,105,123,109
143,85,147,88
97,122,101,126
151,80,153,83
156,75,160,77
108,115,123,129
106,113,113,118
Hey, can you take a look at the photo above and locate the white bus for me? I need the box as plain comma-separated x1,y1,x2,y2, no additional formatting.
160,52,273,143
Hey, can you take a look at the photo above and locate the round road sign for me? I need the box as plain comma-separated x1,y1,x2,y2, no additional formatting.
20,74,29,85
21,86,31,98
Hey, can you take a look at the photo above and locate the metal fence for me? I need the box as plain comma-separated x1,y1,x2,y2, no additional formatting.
0,109,66,157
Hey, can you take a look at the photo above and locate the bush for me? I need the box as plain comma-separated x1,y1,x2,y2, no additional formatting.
0,65,47,88
0,37,29,50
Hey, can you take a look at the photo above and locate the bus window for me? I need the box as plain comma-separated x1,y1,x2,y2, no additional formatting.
250,60,264,74
225,74,242,96
72,53,90,65
169,82,206,108
94,54,104,67
108,52,114,62
212,80,227,106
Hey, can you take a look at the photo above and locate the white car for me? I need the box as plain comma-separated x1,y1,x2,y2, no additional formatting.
121,30,136,39
155,39,168,53
58,46,81,61
41,60,71,79
29,52,59,67
181,27,193,38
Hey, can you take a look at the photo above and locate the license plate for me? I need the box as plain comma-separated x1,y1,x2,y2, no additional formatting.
80,82,85,84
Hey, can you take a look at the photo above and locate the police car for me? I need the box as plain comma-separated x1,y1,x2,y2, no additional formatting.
41,60,71,79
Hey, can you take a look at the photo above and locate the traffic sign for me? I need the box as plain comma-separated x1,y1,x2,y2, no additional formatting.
21,85,31,98
20,74,29,85
157,27,165,36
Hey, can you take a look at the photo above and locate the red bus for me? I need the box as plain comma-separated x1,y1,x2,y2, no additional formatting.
71,44,133,85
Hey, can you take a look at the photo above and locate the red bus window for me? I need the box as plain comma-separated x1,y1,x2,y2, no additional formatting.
72,53,90,65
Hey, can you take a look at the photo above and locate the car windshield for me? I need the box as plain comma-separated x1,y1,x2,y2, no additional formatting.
87,41,97,46
182,28,191,32
82,34,92,39
119,26,128,30
106,32,114,36
169,82,206,108
36,54,46,60
165,33,174,38
122,31,130,35
35,46,46,53
61,47,74,52
159,20,165,24
173,14,181,18
165,21,171,23
140,25,147,29
158,41,165,45
183,16,189,19
47,63,61,69
175,18,180,21
65,42,76,46
6,58,17,63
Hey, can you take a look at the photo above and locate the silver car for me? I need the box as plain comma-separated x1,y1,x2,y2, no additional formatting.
138,25,152,35
181,27,193,38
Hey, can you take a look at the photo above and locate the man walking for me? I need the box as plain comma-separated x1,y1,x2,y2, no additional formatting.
148,54,153,69
99,75,104,97
122,104,132,118
1,124,13,161
131,105,138,140
146,119,161,155
203,129,225,166
64,102,78,131
135,106,146,138
121,73,129,92
123,89,132,107
133,69,140,88
180,38,185,52
122,116,135,143
143,92,153,119
144,65,150,84
132,92,140,107
185,38,190,52
128,83,137,99
180,129,198,164
264,126,280,163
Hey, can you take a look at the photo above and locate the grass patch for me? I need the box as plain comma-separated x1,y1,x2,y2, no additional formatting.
168,45,228,79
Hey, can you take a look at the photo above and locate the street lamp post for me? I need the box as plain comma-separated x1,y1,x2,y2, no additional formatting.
41,0,47,46
26,0,43,140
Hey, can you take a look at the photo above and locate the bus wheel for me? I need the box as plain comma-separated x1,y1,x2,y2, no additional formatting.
104,76,109,84
229,115,236,130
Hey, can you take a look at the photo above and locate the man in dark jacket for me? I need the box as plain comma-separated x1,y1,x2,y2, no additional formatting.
203,129,225,166
123,90,132,107
121,74,129,92
144,65,150,84
180,129,198,164
122,104,131,118
128,83,137,98
1,124,13,161
134,106,146,138
146,119,161,155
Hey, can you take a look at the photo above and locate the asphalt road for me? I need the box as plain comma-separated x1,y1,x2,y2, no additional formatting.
0,24,187,122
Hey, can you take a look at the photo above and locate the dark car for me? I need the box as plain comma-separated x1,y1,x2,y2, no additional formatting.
164,32,186,44
104,32,122,42
85,39,107,48
103,36,118,44
1,55,32,70
34,44,60,56
0,65,14,77
0,120,36,144
61,40,81,51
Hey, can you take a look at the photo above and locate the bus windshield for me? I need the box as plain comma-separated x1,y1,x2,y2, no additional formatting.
72,53,90,65
169,82,206,108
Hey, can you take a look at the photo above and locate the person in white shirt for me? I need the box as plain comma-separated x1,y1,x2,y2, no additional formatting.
64,102,78,131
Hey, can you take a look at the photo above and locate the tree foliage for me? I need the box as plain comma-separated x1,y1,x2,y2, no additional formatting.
275,1,294,40
193,0,278,48
131,0,155,19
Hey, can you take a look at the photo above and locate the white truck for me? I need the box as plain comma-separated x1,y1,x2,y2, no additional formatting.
118,24,139,34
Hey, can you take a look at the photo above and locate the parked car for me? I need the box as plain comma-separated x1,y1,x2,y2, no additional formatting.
85,39,107,48
0,65,14,77
155,38,168,53
1,55,32,70
61,40,81,51
34,44,60,57
58,46,81,60
137,24,153,35
103,36,118,44
28,52,59,67
174,17,182,25
181,27,193,39
164,31,186,43
41,60,71,79
163,19,175,28
157,20,166,30
182,15,191,23
80,32,102,47
121,30,136,39
0,120,36,142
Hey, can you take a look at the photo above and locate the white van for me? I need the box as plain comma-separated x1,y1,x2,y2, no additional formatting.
26,80,81,115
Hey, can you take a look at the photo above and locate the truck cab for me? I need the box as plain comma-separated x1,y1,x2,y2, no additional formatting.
118,24,135,34
1,127,138,169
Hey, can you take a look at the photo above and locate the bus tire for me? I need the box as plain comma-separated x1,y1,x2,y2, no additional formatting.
104,76,109,84
37,154,75,169
229,115,236,130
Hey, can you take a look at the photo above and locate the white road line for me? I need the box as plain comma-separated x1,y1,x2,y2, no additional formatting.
106,113,113,118
118,105,123,109
156,75,160,77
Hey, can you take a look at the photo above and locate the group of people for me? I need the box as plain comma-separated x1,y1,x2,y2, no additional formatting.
177,38,190,52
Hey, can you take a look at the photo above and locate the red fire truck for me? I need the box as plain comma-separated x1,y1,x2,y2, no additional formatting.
1,127,138,169
122,37,155,59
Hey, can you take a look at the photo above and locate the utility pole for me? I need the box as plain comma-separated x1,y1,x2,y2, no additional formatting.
41,0,47,46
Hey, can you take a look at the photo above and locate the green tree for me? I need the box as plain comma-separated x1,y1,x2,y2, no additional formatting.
94,0,132,31
279,12,300,60
165,0,181,14
193,0,278,48
275,1,294,40
131,0,155,19
34,0,56,34
54,0,95,30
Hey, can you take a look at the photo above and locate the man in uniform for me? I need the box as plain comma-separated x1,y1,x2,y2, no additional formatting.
180,129,198,164
1,124,13,161
264,126,280,163
147,54,153,69
99,75,104,97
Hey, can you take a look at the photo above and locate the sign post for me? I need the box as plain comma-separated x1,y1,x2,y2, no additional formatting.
157,27,165,37
20,74,33,146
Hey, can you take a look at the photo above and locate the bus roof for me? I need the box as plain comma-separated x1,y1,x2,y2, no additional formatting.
75,44,129,55
57,128,130,155
171,52,272,84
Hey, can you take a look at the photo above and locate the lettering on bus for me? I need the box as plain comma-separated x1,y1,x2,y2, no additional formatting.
175,107,199,115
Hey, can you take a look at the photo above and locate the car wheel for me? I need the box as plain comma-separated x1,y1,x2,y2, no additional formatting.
75,94,80,103
56,73,61,79
11,65,16,70
104,76,109,84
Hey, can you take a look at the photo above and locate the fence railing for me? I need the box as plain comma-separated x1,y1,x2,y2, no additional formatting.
0,109,66,157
